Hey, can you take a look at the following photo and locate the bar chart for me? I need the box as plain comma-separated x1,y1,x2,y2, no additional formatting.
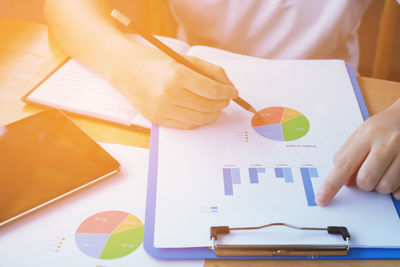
300,167,319,206
248,167,266,184
222,166,319,207
223,168,241,196
274,167,294,183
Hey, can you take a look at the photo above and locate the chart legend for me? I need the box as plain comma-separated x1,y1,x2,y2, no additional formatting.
43,235,66,253
199,206,219,213
75,211,143,259
233,131,249,142
251,107,310,141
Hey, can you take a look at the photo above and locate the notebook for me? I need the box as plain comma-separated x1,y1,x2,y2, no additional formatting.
22,35,250,129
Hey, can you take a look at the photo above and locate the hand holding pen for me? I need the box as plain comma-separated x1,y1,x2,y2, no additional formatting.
111,9,257,129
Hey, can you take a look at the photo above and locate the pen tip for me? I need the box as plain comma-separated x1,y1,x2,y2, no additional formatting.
249,107,258,115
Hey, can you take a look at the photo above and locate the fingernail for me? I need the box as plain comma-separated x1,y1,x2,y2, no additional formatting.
315,191,327,206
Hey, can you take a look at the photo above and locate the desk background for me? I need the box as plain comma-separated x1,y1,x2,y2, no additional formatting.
1,16,400,267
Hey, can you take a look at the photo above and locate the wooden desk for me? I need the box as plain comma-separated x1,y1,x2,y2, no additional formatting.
0,17,149,148
1,17,400,267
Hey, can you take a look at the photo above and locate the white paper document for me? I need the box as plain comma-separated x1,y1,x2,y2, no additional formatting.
26,61,151,128
0,144,204,267
153,54,400,249
24,35,191,130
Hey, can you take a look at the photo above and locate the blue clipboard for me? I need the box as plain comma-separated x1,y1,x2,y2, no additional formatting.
144,65,400,260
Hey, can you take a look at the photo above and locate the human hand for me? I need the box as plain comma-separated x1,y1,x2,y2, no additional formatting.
112,44,238,129
45,0,237,129
316,99,400,206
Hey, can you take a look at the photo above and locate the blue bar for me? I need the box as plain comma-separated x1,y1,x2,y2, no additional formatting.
300,168,317,206
223,168,233,196
211,206,218,210
231,168,241,184
274,168,284,178
257,168,266,173
248,168,259,184
309,167,319,177
282,168,294,183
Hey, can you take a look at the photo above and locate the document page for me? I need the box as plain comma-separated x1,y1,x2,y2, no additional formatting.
153,55,400,249
25,34,191,130
27,60,148,127
0,144,203,266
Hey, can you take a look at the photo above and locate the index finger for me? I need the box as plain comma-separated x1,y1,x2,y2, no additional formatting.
316,135,369,206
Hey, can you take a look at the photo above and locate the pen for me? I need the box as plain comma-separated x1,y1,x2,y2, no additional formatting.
110,9,258,115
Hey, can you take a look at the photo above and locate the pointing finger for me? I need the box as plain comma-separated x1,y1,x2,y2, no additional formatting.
316,135,369,206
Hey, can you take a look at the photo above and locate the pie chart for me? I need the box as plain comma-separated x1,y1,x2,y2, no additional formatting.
75,210,143,259
251,107,310,141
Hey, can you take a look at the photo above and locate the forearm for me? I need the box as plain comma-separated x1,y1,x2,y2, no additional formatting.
44,0,144,82
44,0,237,129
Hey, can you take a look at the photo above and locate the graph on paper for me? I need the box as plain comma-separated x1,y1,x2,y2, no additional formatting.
75,210,143,259
251,107,310,141
223,166,319,206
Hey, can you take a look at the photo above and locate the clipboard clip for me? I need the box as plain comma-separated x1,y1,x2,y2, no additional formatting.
210,223,350,257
